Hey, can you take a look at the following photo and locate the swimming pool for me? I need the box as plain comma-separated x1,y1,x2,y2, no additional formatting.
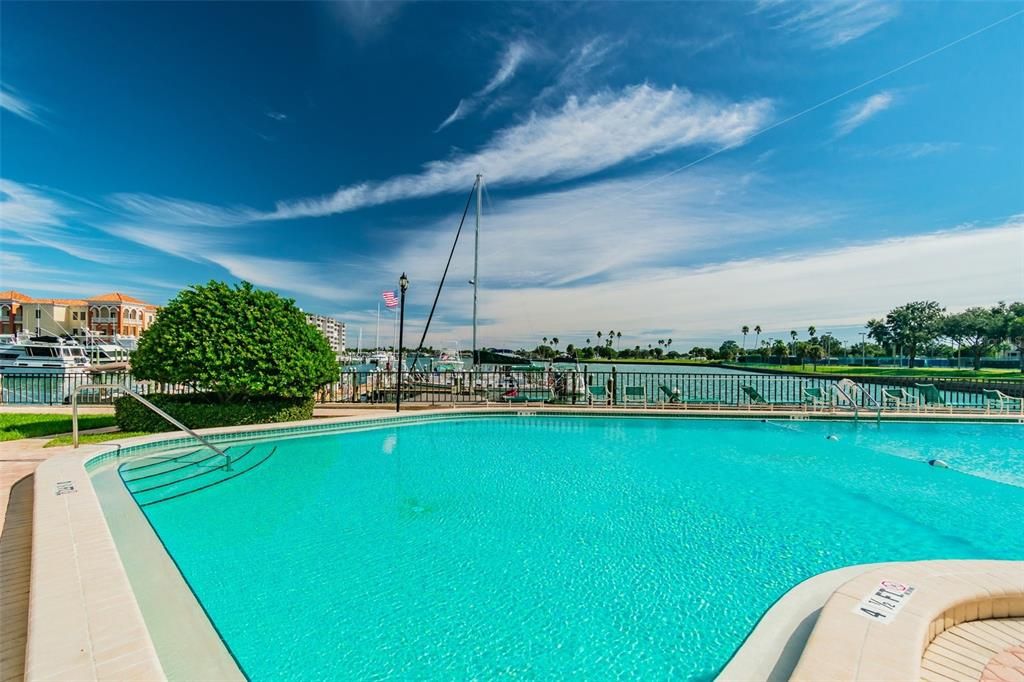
119,416,1024,680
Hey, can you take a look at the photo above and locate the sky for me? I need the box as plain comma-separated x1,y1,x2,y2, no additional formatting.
1,1,1022,351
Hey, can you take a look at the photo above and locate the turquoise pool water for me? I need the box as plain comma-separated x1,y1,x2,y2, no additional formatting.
132,417,1023,680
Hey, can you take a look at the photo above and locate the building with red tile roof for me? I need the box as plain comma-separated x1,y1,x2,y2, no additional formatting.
0,289,158,339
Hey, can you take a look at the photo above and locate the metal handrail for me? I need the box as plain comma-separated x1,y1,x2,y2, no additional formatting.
71,384,231,471
833,378,882,424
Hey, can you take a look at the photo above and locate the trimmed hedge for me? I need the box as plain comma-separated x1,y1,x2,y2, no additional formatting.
114,393,314,433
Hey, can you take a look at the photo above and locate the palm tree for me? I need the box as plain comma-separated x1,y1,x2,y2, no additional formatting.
552,337,559,349
667,338,672,350
808,325,816,339
741,325,749,349
586,337,591,346
543,336,548,346
596,331,603,344
754,325,762,349
790,330,798,353
616,331,622,349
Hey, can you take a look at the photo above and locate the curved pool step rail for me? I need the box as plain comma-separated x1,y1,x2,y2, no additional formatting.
71,382,233,471
120,445,276,507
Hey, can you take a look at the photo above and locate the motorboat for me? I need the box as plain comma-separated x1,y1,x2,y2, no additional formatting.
0,335,91,373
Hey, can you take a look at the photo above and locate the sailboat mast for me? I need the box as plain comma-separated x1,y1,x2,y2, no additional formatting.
472,174,482,365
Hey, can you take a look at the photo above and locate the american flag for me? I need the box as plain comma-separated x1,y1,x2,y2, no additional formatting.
382,291,399,308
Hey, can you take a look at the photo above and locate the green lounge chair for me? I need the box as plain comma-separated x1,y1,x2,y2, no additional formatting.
658,384,681,405
802,386,830,409
741,385,806,409
914,383,975,410
587,385,609,406
622,386,647,408
982,389,1023,413
882,387,915,411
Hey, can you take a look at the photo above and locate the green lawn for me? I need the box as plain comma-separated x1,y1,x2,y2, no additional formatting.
44,431,149,448
0,413,118,442
729,364,1023,379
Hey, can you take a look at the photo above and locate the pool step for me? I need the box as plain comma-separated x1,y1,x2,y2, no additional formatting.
119,445,276,507
119,447,223,482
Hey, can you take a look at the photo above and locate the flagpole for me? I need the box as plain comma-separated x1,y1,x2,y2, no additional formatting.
375,302,380,350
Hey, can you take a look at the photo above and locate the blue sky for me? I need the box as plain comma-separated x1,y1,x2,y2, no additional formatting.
2,1,1022,350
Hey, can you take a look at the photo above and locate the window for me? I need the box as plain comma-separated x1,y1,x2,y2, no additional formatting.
35,308,41,319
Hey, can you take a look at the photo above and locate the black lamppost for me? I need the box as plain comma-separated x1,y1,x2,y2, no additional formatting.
396,273,409,413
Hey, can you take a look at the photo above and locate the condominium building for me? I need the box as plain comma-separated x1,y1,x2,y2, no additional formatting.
305,313,346,354
0,290,158,341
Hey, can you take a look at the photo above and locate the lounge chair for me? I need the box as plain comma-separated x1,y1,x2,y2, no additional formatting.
741,385,806,409
587,385,609,406
658,384,681,406
982,389,1023,413
802,386,830,410
501,388,552,405
914,383,975,411
622,386,647,408
882,387,915,411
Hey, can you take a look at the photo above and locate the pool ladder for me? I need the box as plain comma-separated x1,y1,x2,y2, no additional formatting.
832,379,882,425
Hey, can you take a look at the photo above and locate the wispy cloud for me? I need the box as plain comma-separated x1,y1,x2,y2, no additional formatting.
436,39,532,131
107,84,772,227
0,179,118,263
0,84,44,126
327,0,404,42
534,36,621,104
106,193,258,228
658,32,735,57
265,111,287,121
269,84,773,220
856,141,961,159
760,0,898,48
835,90,896,136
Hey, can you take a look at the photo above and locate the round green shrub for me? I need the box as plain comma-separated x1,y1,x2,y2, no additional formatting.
131,281,338,401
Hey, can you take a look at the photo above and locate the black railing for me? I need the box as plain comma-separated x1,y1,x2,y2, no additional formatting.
3,369,1020,410
315,369,1023,410
0,371,194,405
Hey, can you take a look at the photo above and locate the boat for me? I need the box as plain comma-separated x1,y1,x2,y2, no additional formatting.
0,335,92,374
476,348,532,366
430,347,465,372
365,350,397,368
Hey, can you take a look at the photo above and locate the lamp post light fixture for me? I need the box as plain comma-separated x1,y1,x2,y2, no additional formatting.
396,273,409,413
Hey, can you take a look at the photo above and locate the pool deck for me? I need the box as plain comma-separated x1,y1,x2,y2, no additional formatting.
1,405,1020,681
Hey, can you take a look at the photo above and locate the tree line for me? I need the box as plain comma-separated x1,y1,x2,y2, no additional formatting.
523,301,1024,372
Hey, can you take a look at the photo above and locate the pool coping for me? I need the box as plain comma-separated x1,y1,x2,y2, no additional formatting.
26,407,1024,680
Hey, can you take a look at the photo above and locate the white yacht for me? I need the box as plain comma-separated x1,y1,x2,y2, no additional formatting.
0,336,92,373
